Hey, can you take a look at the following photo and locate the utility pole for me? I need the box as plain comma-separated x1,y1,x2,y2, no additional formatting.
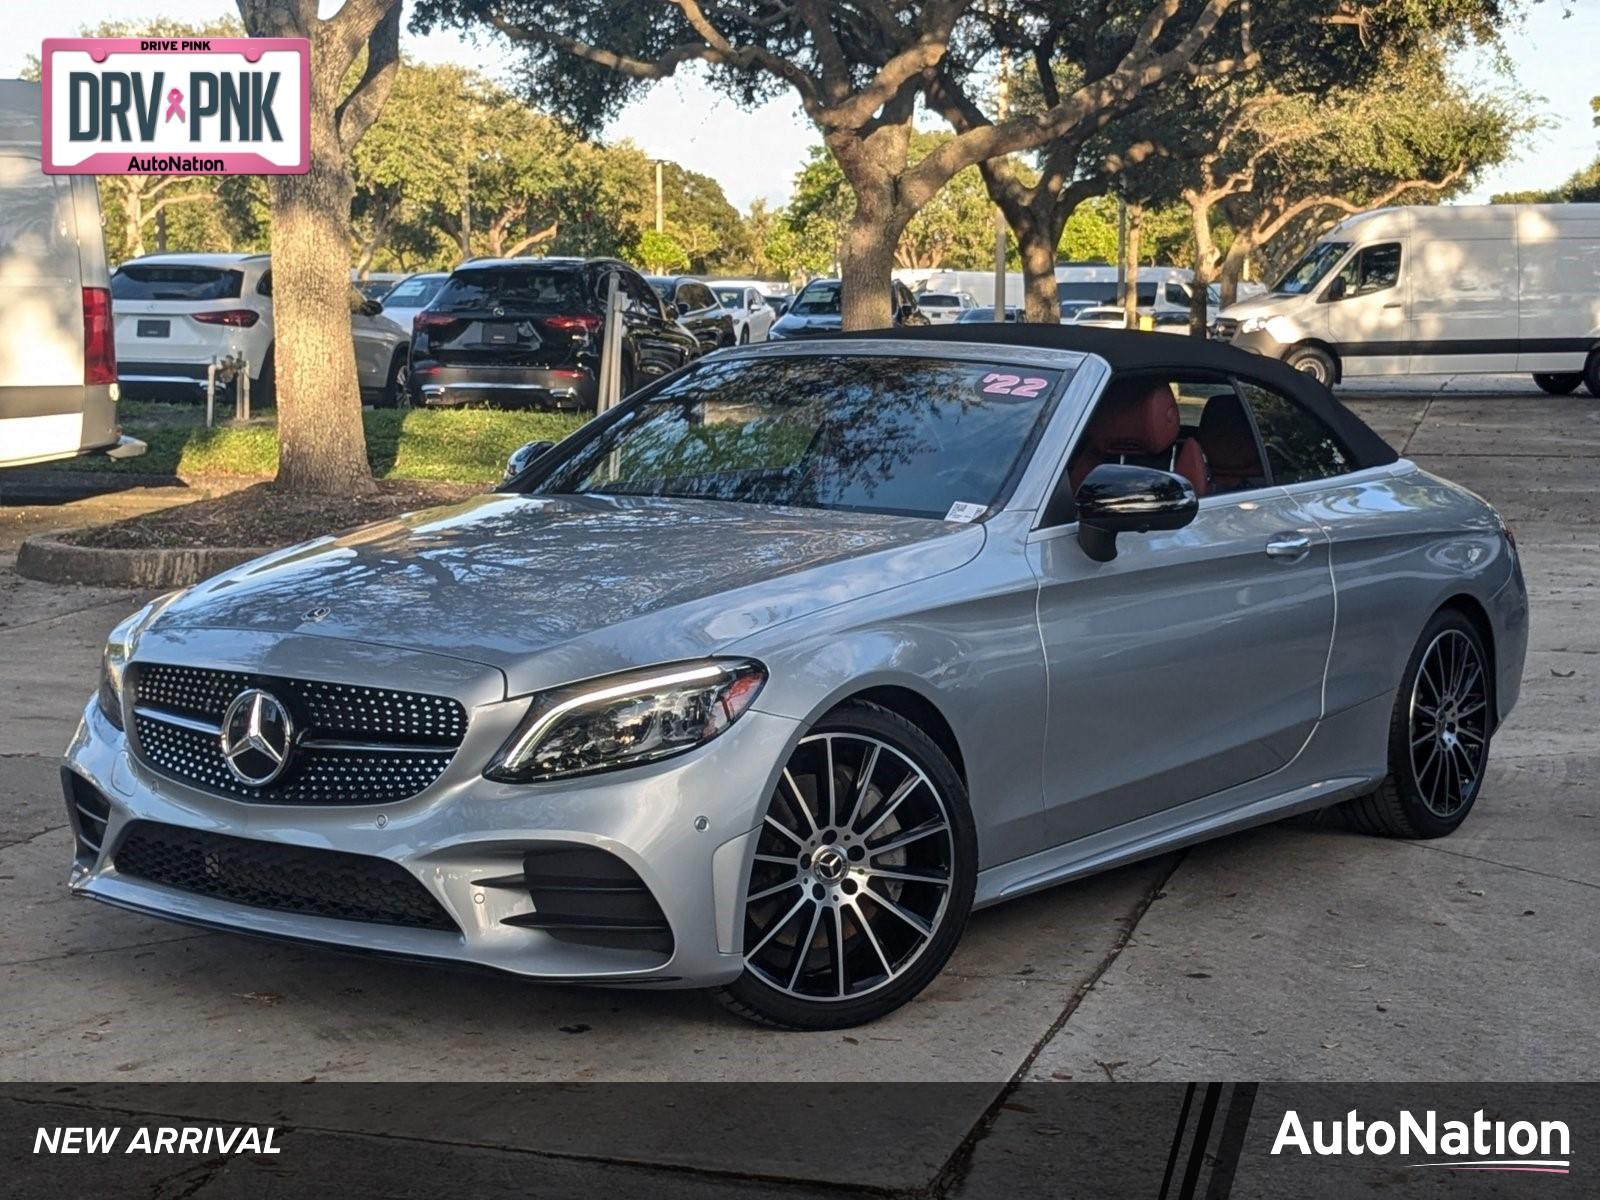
654,160,665,234
992,50,1010,322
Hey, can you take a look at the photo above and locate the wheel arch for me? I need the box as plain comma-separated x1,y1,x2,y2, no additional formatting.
821,683,967,788
1288,338,1343,383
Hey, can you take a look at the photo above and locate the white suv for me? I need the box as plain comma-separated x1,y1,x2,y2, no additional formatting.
112,253,412,406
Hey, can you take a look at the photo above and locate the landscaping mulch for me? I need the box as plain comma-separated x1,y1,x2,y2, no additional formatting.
60,481,481,551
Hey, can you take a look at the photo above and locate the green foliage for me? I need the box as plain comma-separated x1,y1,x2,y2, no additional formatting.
57,404,585,484
636,228,690,273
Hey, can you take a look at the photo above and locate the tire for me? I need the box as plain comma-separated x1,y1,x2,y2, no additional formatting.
715,701,976,1029
1285,344,1337,386
1342,609,1493,839
1585,351,1600,398
380,350,411,409
738,326,750,345
1532,373,1582,396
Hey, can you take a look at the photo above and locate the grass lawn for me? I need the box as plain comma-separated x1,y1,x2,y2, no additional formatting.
56,401,588,485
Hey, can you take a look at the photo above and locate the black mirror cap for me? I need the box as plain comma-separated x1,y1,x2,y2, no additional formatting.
1074,463,1199,562
1321,275,1348,303
502,440,558,486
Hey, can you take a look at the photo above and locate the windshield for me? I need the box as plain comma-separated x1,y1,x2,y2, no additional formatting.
433,267,585,313
789,281,843,315
385,275,446,306
531,354,1070,519
1274,242,1351,295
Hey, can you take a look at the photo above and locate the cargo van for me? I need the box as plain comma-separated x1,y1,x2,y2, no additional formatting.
0,79,143,468
1215,203,1600,394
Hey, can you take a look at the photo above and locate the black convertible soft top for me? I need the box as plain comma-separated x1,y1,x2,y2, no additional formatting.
829,322,1399,471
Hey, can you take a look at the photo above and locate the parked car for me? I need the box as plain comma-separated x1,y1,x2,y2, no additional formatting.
0,79,142,468
376,271,449,333
644,276,737,354
916,291,977,324
411,258,699,409
1215,202,1600,392
955,305,1022,323
1070,305,1132,329
1059,300,1098,323
352,271,404,303
113,253,412,406
767,278,928,339
707,282,777,343
60,324,1527,1029
762,293,791,317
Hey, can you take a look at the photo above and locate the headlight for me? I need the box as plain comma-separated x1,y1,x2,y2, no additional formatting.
97,591,184,730
1237,316,1271,334
486,659,767,783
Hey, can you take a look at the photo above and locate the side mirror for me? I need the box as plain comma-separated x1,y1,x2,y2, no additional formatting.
895,302,916,323
503,439,557,483
665,302,681,320
1322,275,1348,303
773,301,789,316
1073,463,1198,563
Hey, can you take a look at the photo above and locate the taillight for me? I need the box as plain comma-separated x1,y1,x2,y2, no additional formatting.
192,309,260,328
540,314,602,334
82,287,115,385
414,311,454,331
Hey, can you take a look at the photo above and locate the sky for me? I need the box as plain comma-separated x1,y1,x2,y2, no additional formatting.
6,1,1596,211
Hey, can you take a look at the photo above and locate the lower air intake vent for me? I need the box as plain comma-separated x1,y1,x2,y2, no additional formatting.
64,771,112,862
500,845,673,958
113,821,457,932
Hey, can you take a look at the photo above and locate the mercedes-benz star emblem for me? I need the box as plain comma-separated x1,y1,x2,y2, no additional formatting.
219,689,295,787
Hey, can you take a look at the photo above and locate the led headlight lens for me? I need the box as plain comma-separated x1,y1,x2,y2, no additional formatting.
1237,316,1270,334
486,659,767,783
97,591,185,731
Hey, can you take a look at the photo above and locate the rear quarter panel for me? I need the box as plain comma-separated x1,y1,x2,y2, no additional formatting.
1286,463,1523,721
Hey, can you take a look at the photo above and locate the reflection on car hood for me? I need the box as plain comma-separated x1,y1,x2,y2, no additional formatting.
151,493,983,696
774,313,842,336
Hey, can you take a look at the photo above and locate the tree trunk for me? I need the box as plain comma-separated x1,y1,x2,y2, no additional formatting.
266,150,375,495
124,183,146,260
1187,196,1216,338
839,205,901,331
1121,207,1143,330
1016,211,1059,324
1219,265,1241,307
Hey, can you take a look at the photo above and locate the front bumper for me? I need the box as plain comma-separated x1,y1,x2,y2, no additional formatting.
63,684,801,989
412,365,596,411
1218,327,1288,360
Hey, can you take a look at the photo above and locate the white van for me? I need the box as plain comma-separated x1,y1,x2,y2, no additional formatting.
1215,203,1600,394
0,80,143,468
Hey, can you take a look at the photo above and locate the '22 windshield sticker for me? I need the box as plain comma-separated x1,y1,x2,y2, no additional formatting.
980,372,1049,397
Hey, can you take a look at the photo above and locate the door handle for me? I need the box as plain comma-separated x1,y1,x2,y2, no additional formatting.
1382,301,1403,309
1265,533,1313,561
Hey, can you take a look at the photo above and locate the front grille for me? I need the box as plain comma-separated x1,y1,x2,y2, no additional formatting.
1212,318,1239,341
129,663,467,806
496,845,674,958
113,820,457,931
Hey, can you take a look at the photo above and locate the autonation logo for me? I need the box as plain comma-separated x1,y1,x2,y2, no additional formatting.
1272,1108,1571,1175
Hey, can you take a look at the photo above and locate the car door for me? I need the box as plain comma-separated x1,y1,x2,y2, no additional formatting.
1322,241,1409,376
1028,377,1335,845
348,286,390,386
745,288,774,341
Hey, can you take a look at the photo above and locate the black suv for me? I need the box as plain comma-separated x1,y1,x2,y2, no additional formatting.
644,277,738,355
410,258,701,410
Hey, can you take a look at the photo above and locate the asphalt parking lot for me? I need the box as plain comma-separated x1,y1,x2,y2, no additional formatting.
1,378,1596,1187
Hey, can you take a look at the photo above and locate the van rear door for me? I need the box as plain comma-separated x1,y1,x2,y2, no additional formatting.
1516,205,1600,374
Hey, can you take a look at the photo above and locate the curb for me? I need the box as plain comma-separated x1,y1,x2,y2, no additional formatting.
16,533,268,588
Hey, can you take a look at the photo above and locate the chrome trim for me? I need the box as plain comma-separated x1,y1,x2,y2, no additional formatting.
133,705,222,736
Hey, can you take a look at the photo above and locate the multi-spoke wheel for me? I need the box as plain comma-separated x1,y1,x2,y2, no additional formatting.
718,701,975,1028
1344,609,1494,839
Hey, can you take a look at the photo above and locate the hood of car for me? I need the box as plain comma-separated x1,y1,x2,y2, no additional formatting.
1218,291,1292,320
149,493,983,697
773,312,842,336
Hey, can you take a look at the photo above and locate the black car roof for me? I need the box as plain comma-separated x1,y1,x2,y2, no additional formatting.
827,322,1399,469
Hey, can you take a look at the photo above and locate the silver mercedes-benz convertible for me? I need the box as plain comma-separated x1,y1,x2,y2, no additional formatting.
63,326,1527,1028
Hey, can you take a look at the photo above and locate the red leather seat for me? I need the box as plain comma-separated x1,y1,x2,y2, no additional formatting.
1068,378,1210,497
1197,392,1266,493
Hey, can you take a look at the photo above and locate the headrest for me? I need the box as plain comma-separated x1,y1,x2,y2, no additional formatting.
1197,392,1260,472
1089,379,1180,457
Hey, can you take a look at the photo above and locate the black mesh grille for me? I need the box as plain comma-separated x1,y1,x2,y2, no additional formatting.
128,663,467,806
113,821,457,931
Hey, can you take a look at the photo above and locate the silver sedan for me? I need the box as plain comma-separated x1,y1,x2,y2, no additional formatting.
63,327,1528,1028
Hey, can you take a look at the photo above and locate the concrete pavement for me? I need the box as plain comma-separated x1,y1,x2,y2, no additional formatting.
1,380,1595,1190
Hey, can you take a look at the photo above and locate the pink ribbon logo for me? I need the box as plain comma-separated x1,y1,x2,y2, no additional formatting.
164,88,185,123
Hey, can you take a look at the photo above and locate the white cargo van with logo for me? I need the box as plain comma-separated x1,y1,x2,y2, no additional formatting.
1215,203,1600,395
0,80,143,468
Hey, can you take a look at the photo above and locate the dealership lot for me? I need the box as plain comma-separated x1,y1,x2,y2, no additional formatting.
0,382,1594,1109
